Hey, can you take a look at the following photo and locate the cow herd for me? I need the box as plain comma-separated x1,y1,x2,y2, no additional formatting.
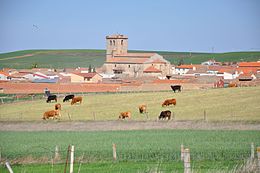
43,94,177,121
42,94,83,120
119,98,176,120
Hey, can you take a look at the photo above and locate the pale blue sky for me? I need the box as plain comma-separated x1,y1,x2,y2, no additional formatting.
1,0,260,53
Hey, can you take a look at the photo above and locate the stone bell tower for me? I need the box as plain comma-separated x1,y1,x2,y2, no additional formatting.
106,34,128,61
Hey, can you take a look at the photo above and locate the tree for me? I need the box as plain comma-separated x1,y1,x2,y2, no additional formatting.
178,58,184,66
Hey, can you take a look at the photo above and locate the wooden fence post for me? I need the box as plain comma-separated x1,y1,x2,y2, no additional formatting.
184,148,191,173
251,142,255,160
112,143,117,161
257,147,260,168
70,145,74,173
93,112,96,121
181,144,184,161
203,110,207,122
64,145,70,173
5,162,14,173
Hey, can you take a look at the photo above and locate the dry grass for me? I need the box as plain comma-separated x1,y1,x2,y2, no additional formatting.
0,87,260,122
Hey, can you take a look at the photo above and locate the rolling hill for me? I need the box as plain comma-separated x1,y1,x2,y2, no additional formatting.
0,49,260,69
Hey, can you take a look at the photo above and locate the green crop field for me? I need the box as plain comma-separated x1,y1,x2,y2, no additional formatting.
0,87,260,122
0,49,260,69
0,130,260,172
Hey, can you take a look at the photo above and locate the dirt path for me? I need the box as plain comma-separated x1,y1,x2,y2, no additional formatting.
0,54,34,61
0,121,260,131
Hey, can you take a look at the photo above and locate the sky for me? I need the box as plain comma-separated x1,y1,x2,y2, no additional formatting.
0,0,260,53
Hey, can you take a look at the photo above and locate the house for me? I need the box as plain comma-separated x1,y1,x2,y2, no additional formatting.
0,71,10,81
102,34,172,78
71,72,102,83
201,59,221,66
174,65,196,75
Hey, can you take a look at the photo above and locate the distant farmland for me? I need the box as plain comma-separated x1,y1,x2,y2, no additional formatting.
0,49,260,69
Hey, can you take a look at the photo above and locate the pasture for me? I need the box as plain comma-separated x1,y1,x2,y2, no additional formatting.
0,86,260,122
1,49,260,69
0,130,260,172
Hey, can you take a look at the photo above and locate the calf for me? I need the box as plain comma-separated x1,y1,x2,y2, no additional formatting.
159,110,171,120
42,110,61,120
63,94,75,102
46,95,57,103
119,111,131,119
55,103,61,110
71,96,82,105
162,98,176,107
138,104,147,114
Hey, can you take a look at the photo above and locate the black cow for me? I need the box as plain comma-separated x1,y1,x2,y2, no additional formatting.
159,110,171,120
171,85,182,93
63,94,75,102
46,95,57,103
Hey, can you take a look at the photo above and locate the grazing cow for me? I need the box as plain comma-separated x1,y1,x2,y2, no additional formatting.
71,96,82,105
162,98,176,107
171,85,182,93
119,111,131,119
46,95,57,103
228,83,237,87
138,104,147,114
42,110,61,120
55,103,61,110
63,94,75,102
159,110,171,120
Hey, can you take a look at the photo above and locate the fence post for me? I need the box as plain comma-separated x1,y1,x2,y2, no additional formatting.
54,145,59,160
64,145,70,173
70,145,74,173
184,148,191,173
251,142,255,160
203,110,207,122
181,144,184,161
257,147,260,168
113,143,117,161
93,112,96,121
5,162,14,173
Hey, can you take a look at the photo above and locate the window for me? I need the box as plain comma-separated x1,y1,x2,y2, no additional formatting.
128,65,130,68
121,40,123,45
113,40,115,45
115,64,117,67
110,40,112,45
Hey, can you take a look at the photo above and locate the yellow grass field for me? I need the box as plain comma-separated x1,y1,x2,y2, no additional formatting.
0,87,260,122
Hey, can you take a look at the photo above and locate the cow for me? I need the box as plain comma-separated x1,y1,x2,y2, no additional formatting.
63,94,75,102
119,111,131,119
159,110,171,120
42,110,61,120
228,83,237,87
162,98,176,107
171,85,182,93
138,104,147,114
55,103,61,110
46,95,57,103
71,96,82,105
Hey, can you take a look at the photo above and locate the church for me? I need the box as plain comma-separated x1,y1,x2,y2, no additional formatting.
102,34,172,78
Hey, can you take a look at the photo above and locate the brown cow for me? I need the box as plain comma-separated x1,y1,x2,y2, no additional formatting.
228,83,237,87
162,98,176,107
138,104,147,114
71,96,82,105
42,110,61,120
119,111,131,119
55,103,61,110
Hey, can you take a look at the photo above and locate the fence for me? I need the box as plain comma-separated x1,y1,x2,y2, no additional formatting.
1,143,259,173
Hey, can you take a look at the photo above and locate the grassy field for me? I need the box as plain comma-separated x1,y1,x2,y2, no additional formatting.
0,130,259,172
0,87,260,122
0,49,260,69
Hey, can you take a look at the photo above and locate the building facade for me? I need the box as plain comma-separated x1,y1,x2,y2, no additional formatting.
102,34,172,78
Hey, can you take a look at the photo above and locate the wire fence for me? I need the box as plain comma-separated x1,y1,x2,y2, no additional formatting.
0,144,258,173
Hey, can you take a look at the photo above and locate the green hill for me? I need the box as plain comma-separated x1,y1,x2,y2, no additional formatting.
0,49,260,69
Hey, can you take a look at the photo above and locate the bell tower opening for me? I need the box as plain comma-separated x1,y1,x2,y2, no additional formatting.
106,34,128,61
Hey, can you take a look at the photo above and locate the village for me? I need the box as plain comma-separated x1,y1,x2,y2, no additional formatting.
0,34,260,94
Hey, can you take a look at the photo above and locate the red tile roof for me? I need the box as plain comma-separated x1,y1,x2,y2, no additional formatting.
106,57,149,64
0,71,10,76
176,65,194,69
143,66,161,73
238,62,260,67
